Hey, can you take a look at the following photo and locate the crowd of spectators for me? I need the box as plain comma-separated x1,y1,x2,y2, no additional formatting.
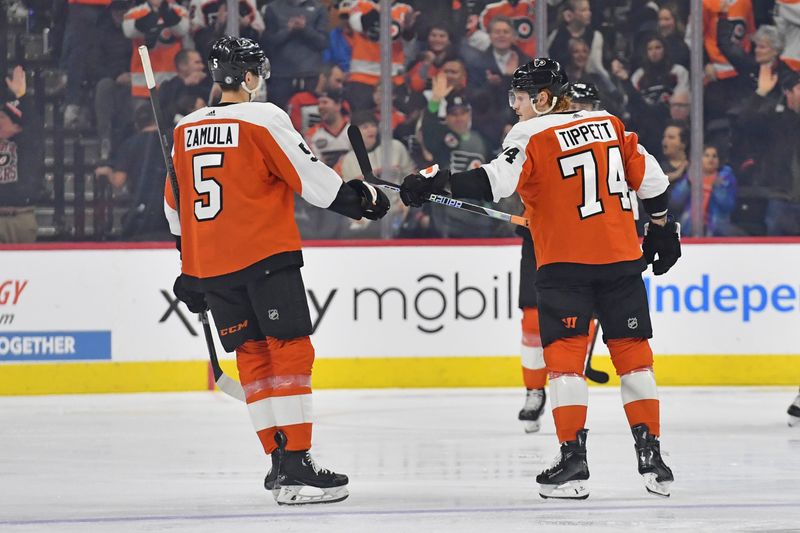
2,0,800,243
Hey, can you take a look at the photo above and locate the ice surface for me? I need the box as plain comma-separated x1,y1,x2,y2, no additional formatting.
1,387,798,532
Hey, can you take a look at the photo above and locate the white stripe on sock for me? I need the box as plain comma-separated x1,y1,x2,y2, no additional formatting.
621,369,658,405
521,345,545,370
549,374,588,409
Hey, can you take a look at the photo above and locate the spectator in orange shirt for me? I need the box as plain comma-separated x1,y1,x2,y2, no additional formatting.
407,24,455,93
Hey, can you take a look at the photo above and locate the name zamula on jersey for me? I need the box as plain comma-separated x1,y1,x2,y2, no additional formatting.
185,123,240,151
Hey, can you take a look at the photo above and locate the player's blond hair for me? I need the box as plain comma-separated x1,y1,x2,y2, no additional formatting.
538,88,573,114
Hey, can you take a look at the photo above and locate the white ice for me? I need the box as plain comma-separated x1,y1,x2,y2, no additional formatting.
1,387,799,532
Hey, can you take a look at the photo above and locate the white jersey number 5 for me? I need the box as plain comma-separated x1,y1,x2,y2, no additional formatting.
192,153,224,221
559,145,632,219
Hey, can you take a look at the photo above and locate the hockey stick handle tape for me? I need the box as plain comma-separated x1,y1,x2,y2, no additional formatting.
138,46,157,89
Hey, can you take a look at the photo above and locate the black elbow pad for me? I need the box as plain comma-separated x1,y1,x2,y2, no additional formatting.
642,190,669,217
450,167,493,202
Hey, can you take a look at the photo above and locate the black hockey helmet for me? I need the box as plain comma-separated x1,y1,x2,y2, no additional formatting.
208,36,270,88
510,58,569,98
567,82,599,104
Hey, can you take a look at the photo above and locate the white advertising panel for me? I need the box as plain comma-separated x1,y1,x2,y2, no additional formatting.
1,242,799,365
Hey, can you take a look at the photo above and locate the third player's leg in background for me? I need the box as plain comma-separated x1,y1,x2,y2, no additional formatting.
519,307,547,433
788,387,800,427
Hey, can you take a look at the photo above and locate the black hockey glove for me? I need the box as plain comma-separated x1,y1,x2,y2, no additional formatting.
642,218,681,276
159,1,181,27
134,9,160,34
361,9,381,41
399,166,451,208
173,275,208,314
348,179,390,220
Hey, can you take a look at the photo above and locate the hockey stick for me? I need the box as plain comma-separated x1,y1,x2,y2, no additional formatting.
346,125,530,228
138,45,245,402
584,318,609,384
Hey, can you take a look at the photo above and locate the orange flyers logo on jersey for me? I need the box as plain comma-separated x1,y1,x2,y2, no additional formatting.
348,1,412,85
123,2,189,97
164,103,344,283
482,111,668,269
480,0,537,57
703,0,755,79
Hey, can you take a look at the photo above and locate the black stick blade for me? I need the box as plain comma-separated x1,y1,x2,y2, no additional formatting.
347,125,376,181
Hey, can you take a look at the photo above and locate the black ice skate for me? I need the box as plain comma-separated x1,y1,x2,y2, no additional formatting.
787,388,800,427
263,448,280,491
632,424,674,497
536,429,589,499
518,388,547,433
265,432,349,505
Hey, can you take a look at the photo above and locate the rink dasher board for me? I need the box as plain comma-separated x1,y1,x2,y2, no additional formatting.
1,239,799,394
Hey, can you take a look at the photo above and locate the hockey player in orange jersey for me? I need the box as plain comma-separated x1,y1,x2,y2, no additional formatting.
399,59,680,499
516,82,602,434
166,36,389,505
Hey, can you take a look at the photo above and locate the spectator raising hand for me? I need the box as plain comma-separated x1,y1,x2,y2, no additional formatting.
6,65,26,98
1,65,43,244
430,71,454,103
756,63,779,96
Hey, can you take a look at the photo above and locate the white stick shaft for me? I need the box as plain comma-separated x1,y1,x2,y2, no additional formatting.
137,45,156,89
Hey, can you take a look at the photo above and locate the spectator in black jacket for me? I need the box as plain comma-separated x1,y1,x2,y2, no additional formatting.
718,22,793,109
0,67,44,244
736,71,800,236
466,17,530,91
262,0,329,110
158,49,212,126
93,0,134,161
95,105,170,240
464,16,528,151
61,0,110,128
611,55,670,156
547,0,608,80
657,3,689,68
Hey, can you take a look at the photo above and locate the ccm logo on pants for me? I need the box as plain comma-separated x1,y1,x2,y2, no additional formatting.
220,320,249,336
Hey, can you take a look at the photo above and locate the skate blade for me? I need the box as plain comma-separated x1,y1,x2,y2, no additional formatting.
788,415,800,427
539,480,589,500
522,420,542,433
274,484,349,506
643,473,671,498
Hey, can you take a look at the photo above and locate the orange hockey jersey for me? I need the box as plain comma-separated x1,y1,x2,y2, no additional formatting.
480,0,537,58
123,1,190,98
482,110,668,274
348,1,413,86
703,0,755,80
164,102,344,288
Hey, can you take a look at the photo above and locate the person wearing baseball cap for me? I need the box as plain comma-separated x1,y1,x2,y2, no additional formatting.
0,66,43,243
422,79,506,238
